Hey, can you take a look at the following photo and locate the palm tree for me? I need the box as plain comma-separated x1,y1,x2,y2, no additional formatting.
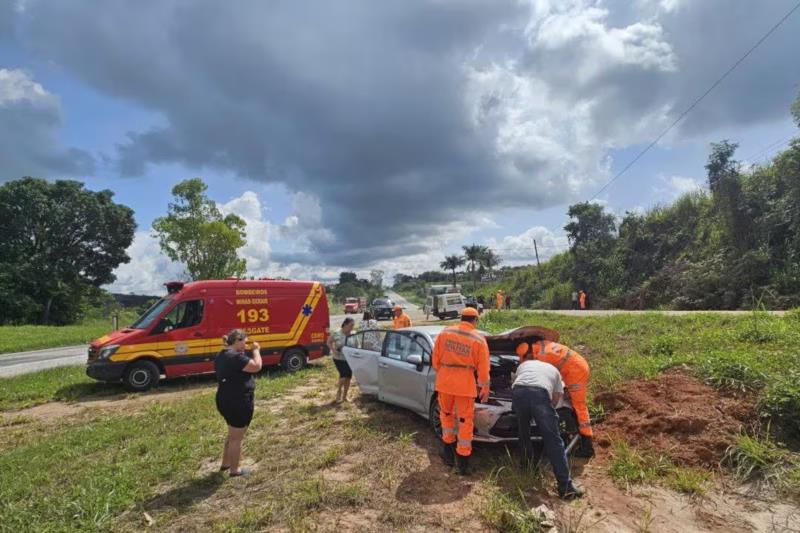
440,255,465,290
481,249,502,281
463,244,489,291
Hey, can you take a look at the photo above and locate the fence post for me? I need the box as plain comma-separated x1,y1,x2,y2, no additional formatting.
112,314,119,331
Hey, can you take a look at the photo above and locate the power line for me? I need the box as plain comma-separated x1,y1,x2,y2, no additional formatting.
743,132,797,162
589,1,800,201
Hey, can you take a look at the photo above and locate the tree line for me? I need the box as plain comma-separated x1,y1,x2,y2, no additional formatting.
0,177,248,325
404,97,800,310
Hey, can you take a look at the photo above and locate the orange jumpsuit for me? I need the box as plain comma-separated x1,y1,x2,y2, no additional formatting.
393,313,412,330
432,321,490,456
496,292,504,310
533,340,592,437
579,292,587,310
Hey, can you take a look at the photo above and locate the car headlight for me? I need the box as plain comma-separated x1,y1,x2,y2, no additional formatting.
98,345,120,360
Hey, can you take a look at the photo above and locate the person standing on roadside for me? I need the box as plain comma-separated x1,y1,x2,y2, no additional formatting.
361,311,381,351
215,329,262,477
505,293,512,310
432,307,490,475
571,290,579,310
392,305,412,329
496,290,504,311
579,290,587,310
328,317,356,403
513,342,585,499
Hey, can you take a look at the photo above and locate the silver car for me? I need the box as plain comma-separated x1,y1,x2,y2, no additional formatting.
343,325,581,451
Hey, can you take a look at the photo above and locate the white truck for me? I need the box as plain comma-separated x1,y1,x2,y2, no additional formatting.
424,292,466,320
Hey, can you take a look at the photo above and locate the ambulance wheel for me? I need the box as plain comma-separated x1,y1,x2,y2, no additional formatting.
282,349,307,373
429,395,442,437
123,360,160,392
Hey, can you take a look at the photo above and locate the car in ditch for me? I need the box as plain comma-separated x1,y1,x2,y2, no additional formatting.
342,325,581,451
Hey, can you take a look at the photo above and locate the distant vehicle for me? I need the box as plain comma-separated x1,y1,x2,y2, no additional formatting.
344,297,360,314
86,279,330,391
342,325,580,450
463,295,484,314
424,292,465,320
427,284,461,296
370,298,395,321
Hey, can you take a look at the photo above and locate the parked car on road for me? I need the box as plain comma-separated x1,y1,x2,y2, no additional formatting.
342,325,580,450
370,298,395,321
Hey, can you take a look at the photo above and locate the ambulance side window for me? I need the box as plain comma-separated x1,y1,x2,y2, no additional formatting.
153,300,204,334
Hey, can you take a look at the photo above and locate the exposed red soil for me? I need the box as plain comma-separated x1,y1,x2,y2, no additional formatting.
594,370,757,467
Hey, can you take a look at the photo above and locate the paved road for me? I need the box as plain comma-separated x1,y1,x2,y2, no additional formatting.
0,345,88,378
328,289,427,330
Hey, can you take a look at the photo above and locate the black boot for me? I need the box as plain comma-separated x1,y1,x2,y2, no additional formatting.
455,453,470,476
574,435,595,458
439,442,455,467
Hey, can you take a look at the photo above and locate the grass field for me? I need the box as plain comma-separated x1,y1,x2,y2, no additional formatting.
1,311,798,531
0,310,139,354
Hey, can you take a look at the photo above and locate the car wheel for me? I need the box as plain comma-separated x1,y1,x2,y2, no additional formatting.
123,360,160,392
429,395,442,437
282,348,307,373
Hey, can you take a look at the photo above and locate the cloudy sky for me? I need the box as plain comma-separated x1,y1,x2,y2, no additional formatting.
2,0,799,294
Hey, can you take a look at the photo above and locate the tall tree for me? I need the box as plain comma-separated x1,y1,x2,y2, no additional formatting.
339,272,358,284
0,178,136,324
440,254,465,289
480,249,502,281
462,244,488,290
564,202,618,298
370,269,384,289
152,179,247,281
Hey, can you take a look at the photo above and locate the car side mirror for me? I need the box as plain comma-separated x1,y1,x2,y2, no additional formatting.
407,354,423,369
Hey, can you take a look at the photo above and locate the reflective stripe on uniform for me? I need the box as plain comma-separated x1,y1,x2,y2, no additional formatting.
442,427,457,434
442,363,475,369
457,439,471,447
477,380,489,388
448,328,485,344
567,382,583,391
579,422,592,428
539,341,547,355
555,351,573,370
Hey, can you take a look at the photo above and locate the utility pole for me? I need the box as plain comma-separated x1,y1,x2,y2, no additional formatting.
533,239,541,269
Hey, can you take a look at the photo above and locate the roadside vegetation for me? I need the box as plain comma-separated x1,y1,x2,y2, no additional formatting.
0,310,139,354
2,311,799,531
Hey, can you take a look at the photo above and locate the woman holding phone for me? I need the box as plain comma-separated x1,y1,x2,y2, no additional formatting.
215,328,262,477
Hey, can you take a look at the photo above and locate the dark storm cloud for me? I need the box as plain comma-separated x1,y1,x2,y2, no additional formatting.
0,68,95,181
12,0,800,265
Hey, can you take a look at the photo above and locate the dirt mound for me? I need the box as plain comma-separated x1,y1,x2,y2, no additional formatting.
594,370,756,467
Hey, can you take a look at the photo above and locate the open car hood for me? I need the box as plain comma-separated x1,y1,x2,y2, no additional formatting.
484,326,559,353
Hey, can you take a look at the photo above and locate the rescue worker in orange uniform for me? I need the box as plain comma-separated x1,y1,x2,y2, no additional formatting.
579,290,587,310
517,338,594,457
392,305,412,329
432,307,490,475
496,290,504,311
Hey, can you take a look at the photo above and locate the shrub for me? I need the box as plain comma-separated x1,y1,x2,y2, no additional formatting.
760,368,800,440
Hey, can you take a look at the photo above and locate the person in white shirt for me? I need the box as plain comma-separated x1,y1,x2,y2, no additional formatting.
514,342,584,499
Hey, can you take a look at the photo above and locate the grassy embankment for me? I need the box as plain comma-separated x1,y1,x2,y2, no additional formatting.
1,311,798,531
0,310,139,354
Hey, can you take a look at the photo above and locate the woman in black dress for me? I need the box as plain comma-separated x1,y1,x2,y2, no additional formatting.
215,329,262,477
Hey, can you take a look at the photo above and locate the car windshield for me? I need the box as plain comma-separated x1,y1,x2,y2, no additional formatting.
373,299,390,306
130,297,173,329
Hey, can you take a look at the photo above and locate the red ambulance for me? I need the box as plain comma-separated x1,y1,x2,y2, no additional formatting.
86,279,330,391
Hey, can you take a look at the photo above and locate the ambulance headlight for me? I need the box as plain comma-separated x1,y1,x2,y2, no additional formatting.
98,345,120,360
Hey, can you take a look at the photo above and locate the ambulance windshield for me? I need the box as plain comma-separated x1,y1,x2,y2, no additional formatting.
130,296,174,329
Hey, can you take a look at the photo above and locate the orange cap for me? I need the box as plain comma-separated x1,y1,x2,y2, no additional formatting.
461,307,480,318
515,342,530,359
393,305,402,311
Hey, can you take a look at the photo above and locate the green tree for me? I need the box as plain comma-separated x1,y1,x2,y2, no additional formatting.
152,179,247,280
339,272,358,284
564,202,618,300
462,244,489,291
480,249,502,281
0,178,136,324
440,254,465,289
369,269,384,289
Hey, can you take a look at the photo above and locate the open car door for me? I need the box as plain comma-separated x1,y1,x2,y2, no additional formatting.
378,331,431,414
343,330,386,395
